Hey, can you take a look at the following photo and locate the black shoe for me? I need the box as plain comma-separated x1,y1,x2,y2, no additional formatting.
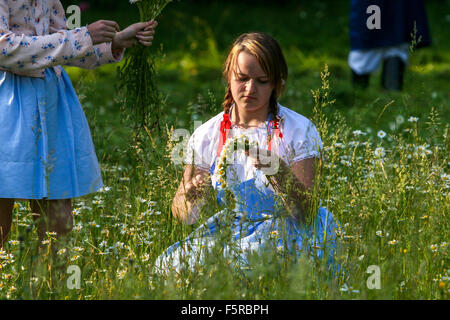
381,57,405,91
351,69,370,89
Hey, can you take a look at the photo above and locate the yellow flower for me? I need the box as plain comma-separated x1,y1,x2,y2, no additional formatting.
439,281,445,290
13,203,19,210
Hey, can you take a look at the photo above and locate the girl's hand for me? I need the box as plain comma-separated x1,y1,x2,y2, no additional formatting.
112,20,158,51
248,146,290,196
248,147,286,177
184,173,211,202
87,20,120,45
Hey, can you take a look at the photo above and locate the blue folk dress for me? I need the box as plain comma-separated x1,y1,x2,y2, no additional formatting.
0,0,123,199
155,105,340,273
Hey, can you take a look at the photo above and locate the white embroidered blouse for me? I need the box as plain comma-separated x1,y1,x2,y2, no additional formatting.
0,0,123,77
184,104,323,190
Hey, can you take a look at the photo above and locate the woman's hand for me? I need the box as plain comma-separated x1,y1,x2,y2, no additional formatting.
172,166,211,225
112,20,158,51
249,146,317,221
248,147,287,184
183,173,211,202
87,20,120,45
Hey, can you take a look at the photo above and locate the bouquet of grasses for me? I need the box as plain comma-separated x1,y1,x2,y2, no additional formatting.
118,0,173,133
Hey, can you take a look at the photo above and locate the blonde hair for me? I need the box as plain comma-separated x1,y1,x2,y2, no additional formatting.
222,32,288,117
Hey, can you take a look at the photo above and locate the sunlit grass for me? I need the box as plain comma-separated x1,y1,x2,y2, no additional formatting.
1,0,448,300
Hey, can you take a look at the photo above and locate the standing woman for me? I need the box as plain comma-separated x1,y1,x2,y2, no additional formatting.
348,0,431,90
0,0,157,246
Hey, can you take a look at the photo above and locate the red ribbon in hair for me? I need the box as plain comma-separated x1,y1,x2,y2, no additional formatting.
217,113,232,157
267,116,283,151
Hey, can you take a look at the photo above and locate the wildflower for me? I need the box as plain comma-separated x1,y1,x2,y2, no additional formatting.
374,147,385,158
352,130,366,136
93,200,103,207
8,240,19,246
376,230,383,237
136,197,147,203
57,248,67,255
377,130,387,139
408,116,419,122
441,173,449,183
142,253,150,262
389,122,396,131
89,221,100,228
430,244,438,252
41,239,50,245
143,209,154,216
348,141,360,148
69,254,80,262
117,269,127,280
73,247,85,253
388,240,398,245
395,115,405,125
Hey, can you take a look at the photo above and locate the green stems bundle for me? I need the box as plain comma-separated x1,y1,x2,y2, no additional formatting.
118,0,173,132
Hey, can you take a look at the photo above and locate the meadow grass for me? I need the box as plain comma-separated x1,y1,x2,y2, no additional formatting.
0,0,448,299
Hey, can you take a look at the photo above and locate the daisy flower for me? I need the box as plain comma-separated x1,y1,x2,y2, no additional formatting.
377,130,386,139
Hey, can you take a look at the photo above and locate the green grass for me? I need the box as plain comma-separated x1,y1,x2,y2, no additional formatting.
0,0,448,300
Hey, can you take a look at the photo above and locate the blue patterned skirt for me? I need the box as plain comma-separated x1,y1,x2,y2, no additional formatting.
0,68,102,199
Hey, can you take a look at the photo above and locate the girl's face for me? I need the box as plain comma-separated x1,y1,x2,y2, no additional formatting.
230,51,274,115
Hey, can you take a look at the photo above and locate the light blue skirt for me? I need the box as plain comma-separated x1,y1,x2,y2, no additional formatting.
0,68,103,199
155,205,340,274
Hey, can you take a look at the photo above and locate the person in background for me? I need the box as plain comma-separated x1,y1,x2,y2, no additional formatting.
349,0,431,91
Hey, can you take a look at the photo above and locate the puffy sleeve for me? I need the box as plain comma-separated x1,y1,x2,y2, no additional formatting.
183,116,221,171
48,2,125,69
280,109,323,164
291,121,323,163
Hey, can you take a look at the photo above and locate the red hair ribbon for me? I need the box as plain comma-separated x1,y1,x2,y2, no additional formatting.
217,113,232,157
267,116,283,151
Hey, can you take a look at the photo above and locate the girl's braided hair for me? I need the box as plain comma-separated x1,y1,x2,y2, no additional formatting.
222,32,288,118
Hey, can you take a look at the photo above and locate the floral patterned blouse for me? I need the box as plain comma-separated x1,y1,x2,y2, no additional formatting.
0,0,123,77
